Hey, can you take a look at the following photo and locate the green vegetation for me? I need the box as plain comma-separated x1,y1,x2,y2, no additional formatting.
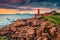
43,13,60,25
0,38,3,40
54,13,60,15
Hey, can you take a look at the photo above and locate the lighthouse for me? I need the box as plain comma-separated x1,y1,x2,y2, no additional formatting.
35,9,40,19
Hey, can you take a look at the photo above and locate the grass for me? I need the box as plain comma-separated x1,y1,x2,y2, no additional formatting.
43,14,60,25
0,38,3,40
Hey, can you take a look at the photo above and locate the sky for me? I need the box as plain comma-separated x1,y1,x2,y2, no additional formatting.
0,0,60,14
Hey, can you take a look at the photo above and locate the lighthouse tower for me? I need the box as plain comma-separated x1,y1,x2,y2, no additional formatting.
35,9,40,19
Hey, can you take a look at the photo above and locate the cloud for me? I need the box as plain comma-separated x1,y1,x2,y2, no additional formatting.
0,0,60,9
0,0,22,3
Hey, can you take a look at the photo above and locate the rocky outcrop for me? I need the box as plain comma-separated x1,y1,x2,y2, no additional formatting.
0,16,58,40
0,9,59,40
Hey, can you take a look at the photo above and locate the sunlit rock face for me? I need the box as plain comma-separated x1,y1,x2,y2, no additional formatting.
0,17,58,40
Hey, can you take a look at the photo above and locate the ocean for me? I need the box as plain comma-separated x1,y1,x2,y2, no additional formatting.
0,14,35,28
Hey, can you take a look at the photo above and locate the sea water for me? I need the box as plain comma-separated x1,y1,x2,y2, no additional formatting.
0,14,35,28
